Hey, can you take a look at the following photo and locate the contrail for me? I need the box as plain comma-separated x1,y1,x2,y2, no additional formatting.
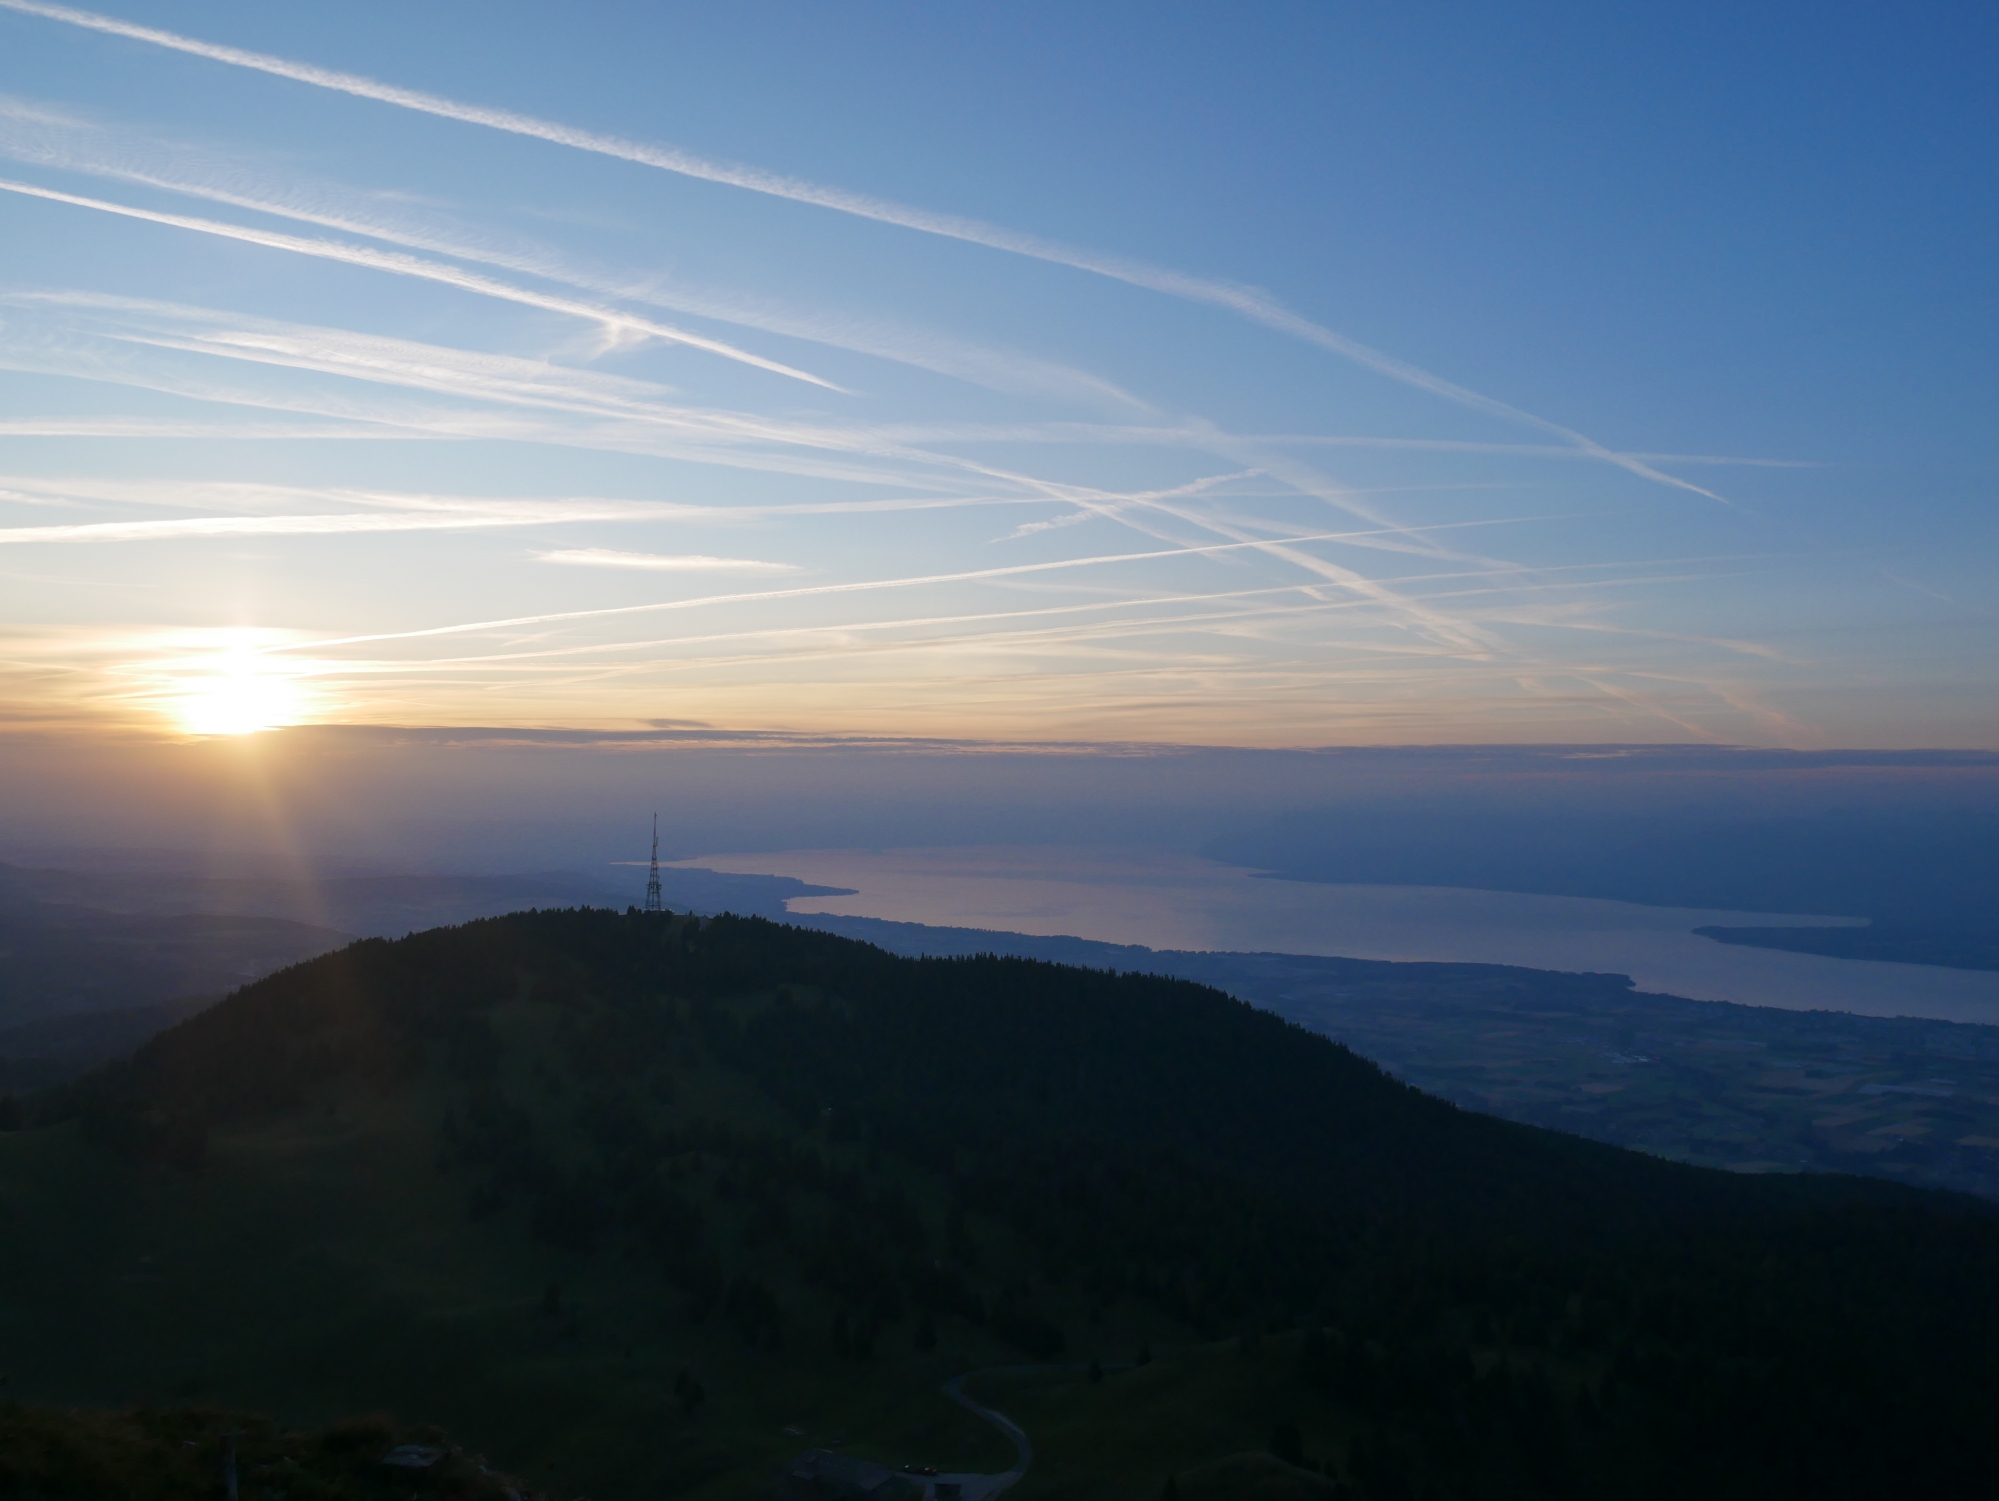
0,102,1147,409
0,0,1725,501
371,545,1667,670
0,327,992,489
0,504,674,544
535,549,799,574
0,416,410,439
1258,436,1812,468
268,524,1487,655
1130,492,1497,656
0,176,840,390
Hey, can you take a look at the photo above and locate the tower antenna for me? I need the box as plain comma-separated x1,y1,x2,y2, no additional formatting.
644,812,663,913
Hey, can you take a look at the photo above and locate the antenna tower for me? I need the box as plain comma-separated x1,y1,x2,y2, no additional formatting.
644,812,663,913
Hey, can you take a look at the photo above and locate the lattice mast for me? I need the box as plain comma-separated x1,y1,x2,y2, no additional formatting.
644,812,663,913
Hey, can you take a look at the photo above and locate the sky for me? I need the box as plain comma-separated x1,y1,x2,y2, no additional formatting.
0,0,1994,755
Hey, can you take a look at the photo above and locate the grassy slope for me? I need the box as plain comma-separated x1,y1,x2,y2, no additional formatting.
0,976,1163,1498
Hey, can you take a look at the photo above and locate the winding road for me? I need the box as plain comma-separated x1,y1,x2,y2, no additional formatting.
931,1362,1128,1499
931,1367,1034,1499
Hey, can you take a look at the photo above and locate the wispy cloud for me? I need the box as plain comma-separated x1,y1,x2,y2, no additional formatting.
0,416,417,439
535,548,798,574
0,13,1809,745
0,176,842,389
0,512,538,545
271,521,1557,657
1252,435,1815,468
0,91,1146,410
0,492,714,546
989,470,1258,541
707,418,1802,470
393,556,1727,676
0,296,974,488
1883,571,1958,607
0,0,1729,501
7,299,1497,604
36,293,700,416
18,566,1769,744
0,343,939,489
0,293,1727,667
0,298,1609,680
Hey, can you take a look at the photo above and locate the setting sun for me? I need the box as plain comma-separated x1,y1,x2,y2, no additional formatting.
172,642,308,737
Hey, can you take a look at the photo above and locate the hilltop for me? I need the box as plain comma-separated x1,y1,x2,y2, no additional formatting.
3,908,1998,1498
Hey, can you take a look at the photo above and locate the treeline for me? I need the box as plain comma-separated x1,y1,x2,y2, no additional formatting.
38,907,1999,1497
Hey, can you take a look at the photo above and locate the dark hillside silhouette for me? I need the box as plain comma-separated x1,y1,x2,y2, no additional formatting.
33,908,1999,1498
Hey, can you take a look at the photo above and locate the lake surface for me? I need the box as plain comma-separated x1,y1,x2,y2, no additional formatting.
680,846,1999,1026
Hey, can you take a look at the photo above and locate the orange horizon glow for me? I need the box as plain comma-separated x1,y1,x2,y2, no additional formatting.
151,631,316,738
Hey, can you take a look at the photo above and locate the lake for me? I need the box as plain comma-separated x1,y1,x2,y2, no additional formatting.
680,846,1999,1026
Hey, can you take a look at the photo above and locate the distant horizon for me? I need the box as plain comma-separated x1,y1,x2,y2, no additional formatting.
4,729,1995,861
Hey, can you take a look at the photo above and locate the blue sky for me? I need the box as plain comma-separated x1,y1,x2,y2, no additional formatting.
1,0,1992,748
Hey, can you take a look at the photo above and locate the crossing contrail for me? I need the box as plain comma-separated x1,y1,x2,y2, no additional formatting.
0,0,1728,502
0,176,841,389
269,523,1496,655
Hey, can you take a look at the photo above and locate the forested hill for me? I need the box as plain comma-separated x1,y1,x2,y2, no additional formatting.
63,906,1911,1231
38,909,1999,1498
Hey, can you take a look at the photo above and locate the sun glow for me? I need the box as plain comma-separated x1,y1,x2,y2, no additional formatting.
171,638,310,736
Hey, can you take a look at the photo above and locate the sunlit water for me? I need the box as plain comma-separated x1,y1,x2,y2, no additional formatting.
681,846,1999,1026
